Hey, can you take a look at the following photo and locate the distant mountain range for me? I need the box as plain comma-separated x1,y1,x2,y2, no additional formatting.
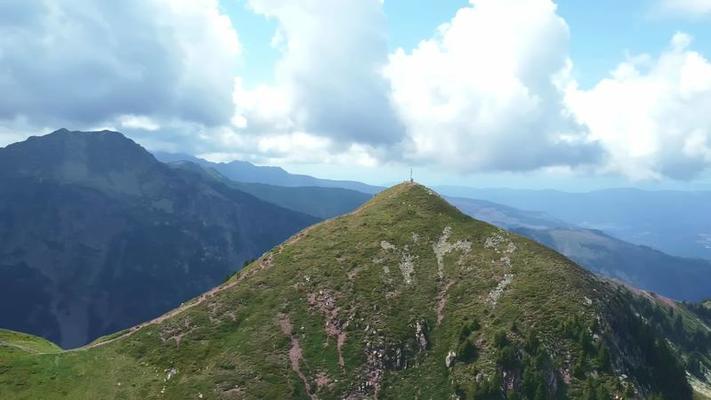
449,197,711,302
514,227,711,302
0,129,316,347
438,186,711,261
167,160,373,220
154,152,383,194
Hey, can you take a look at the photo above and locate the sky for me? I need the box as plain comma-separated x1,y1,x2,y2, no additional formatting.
1,0,711,190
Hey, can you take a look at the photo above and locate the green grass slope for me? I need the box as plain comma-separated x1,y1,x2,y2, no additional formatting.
1,183,709,399
0,329,61,355
513,227,711,302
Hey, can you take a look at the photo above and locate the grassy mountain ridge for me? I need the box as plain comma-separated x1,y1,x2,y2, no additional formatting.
512,227,711,302
160,154,711,303
1,183,708,399
449,196,711,302
0,329,62,355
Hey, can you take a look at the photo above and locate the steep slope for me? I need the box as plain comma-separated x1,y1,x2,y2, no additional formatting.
227,182,373,220
0,183,708,399
155,152,383,194
447,196,572,230
0,329,62,355
438,186,711,260
167,160,373,219
450,196,711,302
166,161,711,302
513,227,711,301
163,159,711,302
164,155,711,301
0,129,317,348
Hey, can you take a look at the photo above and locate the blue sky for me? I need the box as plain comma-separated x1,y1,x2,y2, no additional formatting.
1,0,711,190
223,0,711,89
208,0,711,189
559,0,711,87
219,0,470,86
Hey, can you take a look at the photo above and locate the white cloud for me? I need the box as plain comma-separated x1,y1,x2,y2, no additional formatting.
383,0,600,172
198,130,380,167
0,0,240,131
2,0,710,183
118,115,161,132
231,77,294,134
198,0,404,168
566,33,711,180
243,0,403,145
658,0,711,16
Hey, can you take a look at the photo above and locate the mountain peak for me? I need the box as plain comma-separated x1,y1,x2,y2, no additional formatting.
50,127,71,135
353,181,465,221
46,127,128,140
0,129,159,189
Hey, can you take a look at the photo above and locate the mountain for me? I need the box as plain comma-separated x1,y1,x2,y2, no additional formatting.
158,162,711,302
512,227,711,302
167,160,373,220
158,164,711,301
155,152,383,194
448,196,711,302
447,196,572,230
226,182,372,220
437,186,711,261
0,129,317,348
1,183,708,399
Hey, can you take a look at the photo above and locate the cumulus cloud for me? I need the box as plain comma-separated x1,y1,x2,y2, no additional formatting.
200,131,380,167
383,0,600,173
241,0,403,145
566,33,711,180
657,0,711,16
231,0,602,172
0,0,240,131
2,0,710,181
231,78,295,134
209,0,404,168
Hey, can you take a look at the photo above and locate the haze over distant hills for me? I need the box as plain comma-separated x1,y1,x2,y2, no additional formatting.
155,152,382,194
166,160,373,220
438,186,711,261
449,197,711,302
